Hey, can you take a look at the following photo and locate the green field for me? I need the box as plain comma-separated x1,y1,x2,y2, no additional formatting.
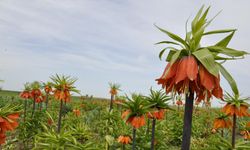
0,89,249,150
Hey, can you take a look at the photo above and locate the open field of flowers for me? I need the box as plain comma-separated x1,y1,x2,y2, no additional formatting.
0,5,250,150
0,85,250,150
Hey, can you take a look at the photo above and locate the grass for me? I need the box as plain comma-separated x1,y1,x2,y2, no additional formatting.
0,89,249,149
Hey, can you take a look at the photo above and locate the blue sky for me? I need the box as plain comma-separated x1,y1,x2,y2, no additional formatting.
0,0,249,106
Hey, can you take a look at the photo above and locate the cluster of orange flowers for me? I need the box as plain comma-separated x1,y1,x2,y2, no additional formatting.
156,56,223,102
109,89,117,96
240,122,250,140
54,85,71,102
44,85,52,94
19,91,32,99
20,89,45,104
0,113,19,144
222,104,249,117
147,109,165,120
213,118,232,130
241,130,250,140
122,110,145,128
73,109,80,117
117,135,131,144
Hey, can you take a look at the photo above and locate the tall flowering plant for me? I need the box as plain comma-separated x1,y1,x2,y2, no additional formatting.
42,82,52,110
155,6,248,150
222,93,249,148
19,82,32,122
145,88,172,150
121,94,152,150
50,74,79,133
108,83,121,111
30,81,42,117
0,104,21,145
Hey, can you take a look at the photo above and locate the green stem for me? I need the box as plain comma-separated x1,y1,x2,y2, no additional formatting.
146,119,150,135
39,102,42,111
24,100,27,122
151,118,156,150
45,93,49,110
32,96,36,117
132,128,136,150
57,100,63,133
181,91,194,150
109,95,114,112
232,114,236,148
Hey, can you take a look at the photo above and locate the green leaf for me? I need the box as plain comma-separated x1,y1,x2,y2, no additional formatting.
203,29,236,36
214,55,237,61
155,25,189,49
193,48,219,76
216,31,235,47
195,6,210,32
166,50,177,62
217,63,239,96
192,25,205,50
155,41,183,47
208,46,248,57
159,48,166,60
185,31,192,43
170,50,182,64
192,5,205,34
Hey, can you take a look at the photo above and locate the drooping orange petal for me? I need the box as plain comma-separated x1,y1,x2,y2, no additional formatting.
122,110,130,119
8,113,19,120
139,115,145,127
0,117,4,123
175,57,188,84
239,105,249,117
226,120,232,128
199,65,215,91
212,86,223,99
162,61,179,80
186,55,198,81
4,121,14,131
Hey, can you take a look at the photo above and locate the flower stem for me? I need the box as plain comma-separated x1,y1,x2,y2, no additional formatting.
24,100,27,122
109,94,114,112
232,114,237,148
132,128,136,150
181,91,194,150
146,119,150,135
57,100,63,133
151,118,156,150
39,102,42,111
45,93,49,110
32,96,36,117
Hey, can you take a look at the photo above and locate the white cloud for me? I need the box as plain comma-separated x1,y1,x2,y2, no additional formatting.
0,0,249,104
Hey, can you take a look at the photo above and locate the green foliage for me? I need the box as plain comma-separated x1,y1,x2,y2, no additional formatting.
224,92,250,107
50,74,79,94
109,82,121,91
1,90,249,149
61,103,72,116
156,5,248,95
17,111,47,148
30,81,41,90
145,88,172,110
206,135,250,150
34,123,94,149
121,94,152,117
